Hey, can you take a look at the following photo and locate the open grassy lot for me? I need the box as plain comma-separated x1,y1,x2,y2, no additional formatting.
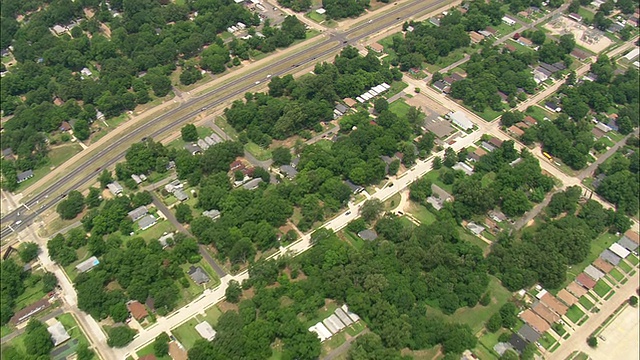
459,230,490,252
172,318,202,350
306,11,326,23
14,272,47,310
386,81,408,98
609,268,624,282
343,230,366,251
593,280,612,298
406,202,437,225
137,342,171,360
566,305,585,323
204,305,222,326
16,143,84,191
214,116,238,140
472,107,503,122
388,99,411,118
244,142,272,161
421,168,453,193
525,105,555,122
383,192,402,210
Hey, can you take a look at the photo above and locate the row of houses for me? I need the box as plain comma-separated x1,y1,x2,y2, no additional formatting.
164,179,189,202
184,134,224,154
532,61,567,84
308,304,360,342
355,83,391,103
432,72,464,94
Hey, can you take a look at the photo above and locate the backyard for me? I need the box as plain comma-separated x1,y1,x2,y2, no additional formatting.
566,305,586,323
171,306,222,350
593,279,612,298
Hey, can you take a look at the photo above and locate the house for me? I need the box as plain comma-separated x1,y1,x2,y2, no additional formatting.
309,323,332,342
47,321,71,346
583,72,598,82
449,111,473,131
545,102,561,112
138,215,157,230
80,67,93,77
17,170,34,183
230,160,245,172
432,80,450,93
316,8,326,14
570,49,590,61
592,257,614,273
184,143,202,155
489,137,503,148
369,43,384,53
174,189,189,201
2,147,14,159
76,256,100,273
280,165,298,179
533,67,552,83
557,289,578,306
335,103,349,117
478,30,492,37
497,91,509,102
453,162,474,176
197,139,210,151
575,273,597,289
508,125,525,137
243,178,263,190
607,23,624,33
518,324,541,343
520,309,550,333
523,116,537,126
609,242,630,259
509,334,528,353
164,180,182,193
127,301,148,321
600,249,622,266
540,293,568,316
345,180,364,194
568,13,583,22
334,308,354,326
595,122,612,133
158,233,174,248
518,37,533,47
10,299,51,325
195,321,216,341
466,222,485,235
468,152,482,162
516,121,530,130
128,206,148,221
469,31,485,43
502,15,517,26
621,229,640,246
107,182,123,196
489,210,508,222
131,174,142,184
592,127,606,139
343,98,357,108
357,229,378,241
188,266,210,284
429,17,441,27
484,217,500,234
567,281,588,298
203,209,221,220
624,48,639,61
584,264,605,281
51,24,67,35
59,121,72,132
472,147,487,160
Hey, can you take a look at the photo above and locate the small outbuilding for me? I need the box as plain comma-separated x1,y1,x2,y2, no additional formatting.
195,321,217,341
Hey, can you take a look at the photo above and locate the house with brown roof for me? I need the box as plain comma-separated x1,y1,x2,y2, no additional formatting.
485,27,497,35
127,301,148,321
139,355,157,360
576,273,597,289
505,44,517,52
10,298,51,325
470,31,485,43
489,137,503,148
484,217,500,235
343,98,357,108
624,229,640,245
523,116,537,126
592,127,606,139
517,37,533,47
508,125,525,137
593,258,614,273
557,289,578,306
567,281,588,297
520,309,550,333
532,302,560,324
369,43,384,53
515,121,530,130
540,293,568,316
60,121,72,132
570,49,589,60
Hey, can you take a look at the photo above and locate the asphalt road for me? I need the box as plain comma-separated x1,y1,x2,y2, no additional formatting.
0,0,455,240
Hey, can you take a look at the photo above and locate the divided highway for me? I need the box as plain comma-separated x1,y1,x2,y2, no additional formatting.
0,0,455,239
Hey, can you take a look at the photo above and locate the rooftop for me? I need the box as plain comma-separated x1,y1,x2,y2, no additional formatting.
76,256,100,273
188,266,210,284
47,321,71,346
195,321,217,341
127,301,148,320
357,229,378,241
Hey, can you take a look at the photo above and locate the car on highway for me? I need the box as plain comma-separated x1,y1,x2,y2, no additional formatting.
14,220,22,226
368,20,372,23
266,74,272,78
255,80,261,85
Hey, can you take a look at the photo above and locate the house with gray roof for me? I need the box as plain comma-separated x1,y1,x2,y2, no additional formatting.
203,209,221,220
600,249,622,266
17,170,34,183
466,222,485,235
184,143,202,155
584,264,605,281
345,180,364,194
517,324,541,343
243,178,263,190
197,138,210,151
2,148,13,159
138,215,157,230
188,266,210,284
158,233,174,248
280,165,298,179
128,206,148,221
174,189,189,201
195,321,216,341
107,182,123,196
47,321,71,346
357,229,378,241
618,236,638,252
76,256,100,273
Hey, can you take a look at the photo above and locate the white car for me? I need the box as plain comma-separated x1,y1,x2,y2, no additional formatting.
266,74,272,78
255,80,260,85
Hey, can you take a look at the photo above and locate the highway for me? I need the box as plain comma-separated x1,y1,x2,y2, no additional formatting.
0,0,456,240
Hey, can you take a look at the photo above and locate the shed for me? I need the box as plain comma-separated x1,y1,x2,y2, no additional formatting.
600,249,622,265
357,229,378,241
592,258,614,273
127,301,148,320
47,321,71,346
449,111,473,131
518,324,541,343
557,289,578,306
243,178,263,190
128,206,148,221
195,321,216,341
138,215,157,230
76,256,100,273
188,266,210,284
540,293,568,316
131,174,142,184
17,170,34,183
519,309,550,333
107,182,123,196
584,264,605,281
609,243,630,259
575,273,596,289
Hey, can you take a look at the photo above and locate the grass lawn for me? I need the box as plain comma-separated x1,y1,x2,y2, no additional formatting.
552,323,567,336
14,276,47,310
214,116,238,140
386,81,408,98
345,321,366,337
344,231,366,251
406,202,437,225
137,342,171,360
204,305,222,326
244,142,272,161
566,305,585,323
472,107,503,122
383,192,402,210
131,220,176,242
1,324,13,337
321,332,347,356
561,232,618,290
459,230,490,252
579,296,594,310
525,105,555,122
477,329,507,360
481,172,496,187
306,11,326,23
388,99,411,118
16,143,84,190
421,168,453,194
172,318,203,350
538,332,557,350
627,254,639,266
57,313,91,346
577,7,595,22
593,280,612,298
303,301,338,329
618,260,633,273
609,268,624,282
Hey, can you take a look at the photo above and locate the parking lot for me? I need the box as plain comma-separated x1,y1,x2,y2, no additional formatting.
247,0,288,26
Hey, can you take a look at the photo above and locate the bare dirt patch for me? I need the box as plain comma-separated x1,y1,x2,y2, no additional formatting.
544,16,612,53
217,300,239,313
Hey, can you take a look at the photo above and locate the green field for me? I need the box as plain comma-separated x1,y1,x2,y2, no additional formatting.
388,99,411,118
577,7,595,22
244,142,272,161
406,202,437,225
421,168,454,194
566,305,585,323
459,230,490,252
204,305,222,326
385,81,408,98
307,11,326,23
472,107,503,122
627,255,639,266
579,296,594,310
383,192,401,210
593,280,612,298
343,231,366,251
172,318,204,350
525,105,555,122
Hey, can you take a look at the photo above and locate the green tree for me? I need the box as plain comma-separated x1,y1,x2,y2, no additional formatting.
360,199,384,223
41,272,58,293
24,320,53,356
181,124,198,142
154,333,170,357
388,159,400,175
587,336,598,348
486,312,502,332
175,203,193,224
374,98,389,113
74,119,91,141
409,177,432,202
225,279,242,303
107,326,137,348
86,187,103,208
272,147,292,166
57,190,86,220
499,302,518,328
99,169,113,189
19,242,39,263
630,296,638,307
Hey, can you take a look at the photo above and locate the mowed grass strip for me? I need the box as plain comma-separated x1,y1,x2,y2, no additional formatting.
593,280,612,298
566,305,585,323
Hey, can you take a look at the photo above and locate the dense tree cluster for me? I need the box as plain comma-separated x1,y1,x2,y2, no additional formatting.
0,0,308,181
489,190,631,290
322,0,370,20
594,141,639,215
224,47,401,145
451,47,537,112
450,141,553,219
0,259,28,325
56,190,86,219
